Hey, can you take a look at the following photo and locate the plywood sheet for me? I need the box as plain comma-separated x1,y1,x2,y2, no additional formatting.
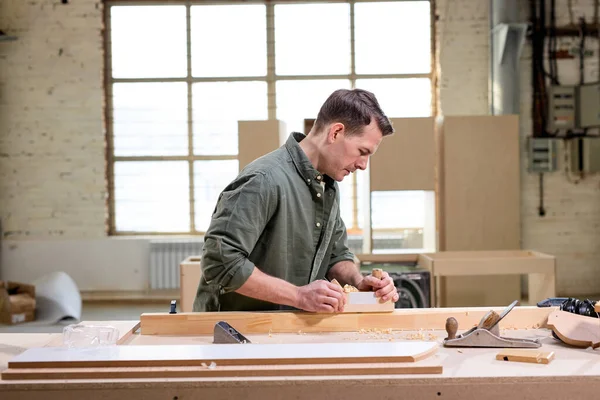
139,306,553,335
238,120,284,171
8,341,438,369
1,361,442,380
440,115,521,307
370,117,435,191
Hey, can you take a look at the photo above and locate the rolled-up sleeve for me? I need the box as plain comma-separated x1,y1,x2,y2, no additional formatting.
327,208,356,270
200,172,275,293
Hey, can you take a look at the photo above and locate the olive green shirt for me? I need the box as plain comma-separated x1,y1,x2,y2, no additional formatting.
193,132,355,312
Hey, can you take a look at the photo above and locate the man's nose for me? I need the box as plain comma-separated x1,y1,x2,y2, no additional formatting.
356,156,368,170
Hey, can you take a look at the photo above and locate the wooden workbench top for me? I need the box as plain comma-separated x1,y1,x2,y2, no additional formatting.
1,320,599,399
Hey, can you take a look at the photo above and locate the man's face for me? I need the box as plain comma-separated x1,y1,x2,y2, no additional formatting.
326,120,383,182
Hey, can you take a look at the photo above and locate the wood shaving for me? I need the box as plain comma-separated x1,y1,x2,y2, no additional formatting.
343,284,359,293
208,362,217,369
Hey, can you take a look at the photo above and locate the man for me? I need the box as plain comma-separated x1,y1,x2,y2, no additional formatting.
193,88,399,313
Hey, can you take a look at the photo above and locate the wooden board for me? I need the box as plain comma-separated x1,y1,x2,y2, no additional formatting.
343,292,395,313
139,306,554,335
440,115,521,307
7,341,438,369
180,256,202,313
238,120,284,171
44,321,141,347
1,361,442,380
546,310,600,349
369,117,436,191
496,349,555,364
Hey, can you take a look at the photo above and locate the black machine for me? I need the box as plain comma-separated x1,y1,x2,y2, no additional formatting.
361,263,431,309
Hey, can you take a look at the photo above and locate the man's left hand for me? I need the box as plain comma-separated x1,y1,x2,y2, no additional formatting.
356,271,399,303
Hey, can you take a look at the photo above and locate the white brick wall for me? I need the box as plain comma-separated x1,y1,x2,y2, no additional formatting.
1,0,599,296
438,0,600,296
0,0,106,239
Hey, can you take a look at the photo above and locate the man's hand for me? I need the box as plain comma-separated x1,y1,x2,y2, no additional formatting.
356,271,399,303
296,280,346,313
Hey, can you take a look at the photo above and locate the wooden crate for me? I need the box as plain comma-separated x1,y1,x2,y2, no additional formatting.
180,256,202,313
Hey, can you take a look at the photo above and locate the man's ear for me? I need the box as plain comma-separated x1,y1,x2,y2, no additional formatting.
327,122,345,143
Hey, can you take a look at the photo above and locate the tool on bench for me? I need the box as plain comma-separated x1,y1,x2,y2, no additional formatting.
443,300,541,348
213,321,252,344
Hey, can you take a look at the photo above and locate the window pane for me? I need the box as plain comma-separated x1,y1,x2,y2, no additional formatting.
371,191,425,250
191,5,267,77
275,3,350,75
113,83,188,156
354,1,431,74
114,161,190,232
338,169,366,231
192,82,268,155
356,78,431,117
110,6,187,78
276,80,351,134
194,160,239,232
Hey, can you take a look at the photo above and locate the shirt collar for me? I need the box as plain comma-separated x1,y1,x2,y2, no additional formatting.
285,132,334,187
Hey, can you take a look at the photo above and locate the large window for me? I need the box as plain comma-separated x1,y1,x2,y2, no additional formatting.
105,0,433,235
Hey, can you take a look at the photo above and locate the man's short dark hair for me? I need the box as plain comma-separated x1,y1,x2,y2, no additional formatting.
312,88,394,137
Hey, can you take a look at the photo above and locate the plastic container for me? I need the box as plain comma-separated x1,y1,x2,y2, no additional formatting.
62,324,120,348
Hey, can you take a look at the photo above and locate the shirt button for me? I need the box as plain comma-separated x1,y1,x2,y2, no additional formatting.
316,222,321,227
316,193,321,198
316,175,322,181
307,179,311,184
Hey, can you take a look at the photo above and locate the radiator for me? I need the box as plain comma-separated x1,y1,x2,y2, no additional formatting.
149,239,203,290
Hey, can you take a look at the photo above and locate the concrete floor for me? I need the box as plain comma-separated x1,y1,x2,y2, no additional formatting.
0,302,165,334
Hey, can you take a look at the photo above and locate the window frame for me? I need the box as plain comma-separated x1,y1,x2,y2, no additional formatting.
104,0,437,236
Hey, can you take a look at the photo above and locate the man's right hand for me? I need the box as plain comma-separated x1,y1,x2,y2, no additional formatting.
295,280,346,313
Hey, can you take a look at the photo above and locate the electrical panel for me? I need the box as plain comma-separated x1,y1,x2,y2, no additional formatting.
547,83,600,131
579,83,600,128
568,137,600,174
528,138,557,173
548,85,576,131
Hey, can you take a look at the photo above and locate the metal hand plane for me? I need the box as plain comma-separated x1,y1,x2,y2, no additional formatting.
443,300,541,348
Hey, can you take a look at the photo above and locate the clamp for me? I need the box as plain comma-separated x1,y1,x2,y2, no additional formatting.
443,300,541,348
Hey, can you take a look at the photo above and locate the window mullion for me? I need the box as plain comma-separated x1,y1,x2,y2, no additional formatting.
266,2,276,120
186,1,196,233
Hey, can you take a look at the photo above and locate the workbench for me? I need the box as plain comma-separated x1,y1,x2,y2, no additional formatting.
1,307,599,400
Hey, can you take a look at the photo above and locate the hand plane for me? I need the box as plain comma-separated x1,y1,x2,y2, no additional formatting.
443,300,541,348
213,321,252,344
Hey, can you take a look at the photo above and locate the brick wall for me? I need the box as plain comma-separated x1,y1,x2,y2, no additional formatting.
0,0,106,239
437,0,600,296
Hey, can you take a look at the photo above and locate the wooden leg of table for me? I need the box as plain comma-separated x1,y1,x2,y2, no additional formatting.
528,272,556,305
435,275,442,308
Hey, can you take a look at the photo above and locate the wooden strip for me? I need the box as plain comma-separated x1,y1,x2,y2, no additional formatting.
44,321,141,347
496,349,555,364
595,302,600,313
1,361,442,380
343,292,395,313
355,253,419,264
140,306,555,335
8,342,438,369
546,310,600,349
